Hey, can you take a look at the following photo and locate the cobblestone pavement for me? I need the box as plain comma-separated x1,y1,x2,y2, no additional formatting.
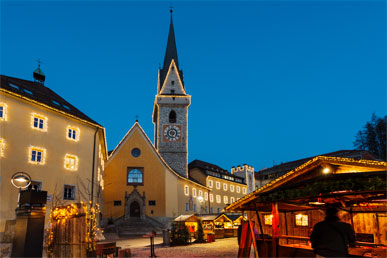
116,237,243,258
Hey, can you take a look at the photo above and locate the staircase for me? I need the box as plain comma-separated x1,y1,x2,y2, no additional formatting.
117,217,165,237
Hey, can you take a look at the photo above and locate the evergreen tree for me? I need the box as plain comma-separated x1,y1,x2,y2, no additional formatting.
354,114,386,161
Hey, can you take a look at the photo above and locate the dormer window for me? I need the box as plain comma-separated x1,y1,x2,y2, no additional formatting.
171,80,175,85
169,110,176,123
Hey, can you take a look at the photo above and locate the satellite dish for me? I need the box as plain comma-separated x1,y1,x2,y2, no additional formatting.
11,172,31,189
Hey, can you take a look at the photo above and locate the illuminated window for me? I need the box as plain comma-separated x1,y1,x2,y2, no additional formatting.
230,197,235,203
192,188,197,197
216,195,221,203
0,103,7,121
223,183,228,191
31,113,47,131
242,188,247,194
295,214,309,226
204,192,208,201
223,196,228,204
0,138,5,157
216,182,220,189
67,126,80,141
184,185,189,196
29,146,45,165
199,190,203,197
208,179,213,188
236,186,240,193
64,154,78,171
63,185,75,200
264,214,273,226
210,194,214,203
127,167,143,185
230,185,234,192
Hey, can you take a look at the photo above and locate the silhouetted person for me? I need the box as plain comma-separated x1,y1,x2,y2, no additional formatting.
310,207,355,258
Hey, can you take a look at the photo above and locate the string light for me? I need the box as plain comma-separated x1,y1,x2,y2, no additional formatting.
66,125,80,142
28,146,46,165
30,113,48,132
64,154,79,171
0,103,8,121
47,202,101,255
0,138,5,157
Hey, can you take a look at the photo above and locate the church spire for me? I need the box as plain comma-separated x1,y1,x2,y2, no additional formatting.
163,9,179,71
159,9,184,90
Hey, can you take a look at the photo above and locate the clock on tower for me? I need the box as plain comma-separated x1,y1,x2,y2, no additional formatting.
152,12,191,178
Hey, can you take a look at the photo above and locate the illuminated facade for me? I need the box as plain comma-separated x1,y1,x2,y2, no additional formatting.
0,74,107,233
103,123,208,225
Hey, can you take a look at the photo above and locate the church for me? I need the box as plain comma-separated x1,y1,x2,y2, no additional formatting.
103,13,250,228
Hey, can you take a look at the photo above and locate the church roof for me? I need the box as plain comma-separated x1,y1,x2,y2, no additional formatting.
0,74,100,126
107,122,209,190
159,12,184,90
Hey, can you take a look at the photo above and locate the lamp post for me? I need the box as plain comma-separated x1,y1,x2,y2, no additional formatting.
10,171,47,258
197,196,204,217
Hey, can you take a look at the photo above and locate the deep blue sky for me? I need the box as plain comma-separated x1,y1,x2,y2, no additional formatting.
1,1,386,171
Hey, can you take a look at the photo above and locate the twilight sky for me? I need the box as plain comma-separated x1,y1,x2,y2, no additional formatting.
1,1,386,171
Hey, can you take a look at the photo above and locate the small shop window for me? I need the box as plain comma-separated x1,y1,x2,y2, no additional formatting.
114,200,122,206
295,214,309,227
264,214,273,226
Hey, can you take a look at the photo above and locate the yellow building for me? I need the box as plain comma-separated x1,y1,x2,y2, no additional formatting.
103,122,209,226
0,71,107,233
189,160,248,214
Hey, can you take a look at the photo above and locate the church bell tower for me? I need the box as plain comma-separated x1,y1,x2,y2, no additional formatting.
153,11,191,178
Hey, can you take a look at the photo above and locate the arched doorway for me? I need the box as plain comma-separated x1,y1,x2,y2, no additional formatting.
130,201,140,217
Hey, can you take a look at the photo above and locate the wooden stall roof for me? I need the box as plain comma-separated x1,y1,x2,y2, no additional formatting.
227,214,245,222
174,214,199,222
199,214,218,221
214,214,233,223
226,156,387,212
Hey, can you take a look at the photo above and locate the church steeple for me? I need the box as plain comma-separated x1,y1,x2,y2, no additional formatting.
159,10,184,90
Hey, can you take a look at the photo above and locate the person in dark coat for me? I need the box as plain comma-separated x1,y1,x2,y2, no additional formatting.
310,207,356,258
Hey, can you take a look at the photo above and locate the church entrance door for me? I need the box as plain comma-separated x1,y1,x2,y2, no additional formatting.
130,201,140,217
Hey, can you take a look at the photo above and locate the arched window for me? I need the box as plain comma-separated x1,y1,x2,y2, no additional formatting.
127,168,143,185
169,110,176,123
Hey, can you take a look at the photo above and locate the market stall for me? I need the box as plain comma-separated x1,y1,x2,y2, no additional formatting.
214,214,233,238
199,214,217,241
174,214,200,238
228,214,246,237
226,156,387,258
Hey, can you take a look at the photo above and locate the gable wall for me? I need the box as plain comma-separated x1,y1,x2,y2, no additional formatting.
103,128,167,219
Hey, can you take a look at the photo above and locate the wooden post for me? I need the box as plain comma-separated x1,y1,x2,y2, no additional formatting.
284,211,288,244
272,202,279,258
255,203,268,257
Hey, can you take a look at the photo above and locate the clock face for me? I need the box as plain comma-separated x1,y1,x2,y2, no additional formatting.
163,125,181,142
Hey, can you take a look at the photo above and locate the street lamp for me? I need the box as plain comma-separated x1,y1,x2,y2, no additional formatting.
11,172,31,189
197,196,204,217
